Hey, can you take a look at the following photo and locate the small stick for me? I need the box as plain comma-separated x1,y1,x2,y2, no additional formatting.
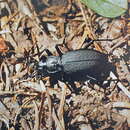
110,71,130,99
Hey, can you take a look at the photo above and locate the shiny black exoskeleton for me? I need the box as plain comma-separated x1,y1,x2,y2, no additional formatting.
37,49,111,83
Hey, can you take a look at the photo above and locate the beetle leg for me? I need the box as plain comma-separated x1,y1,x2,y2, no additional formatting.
63,75,82,94
83,38,113,48
37,49,53,66
55,44,64,56
31,48,53,58
84,40,94,48
40,48,53,56
55,36,71,56
65,81,82,94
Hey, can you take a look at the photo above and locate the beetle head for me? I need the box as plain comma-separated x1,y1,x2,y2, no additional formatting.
36,56,48,78
36,55,62,79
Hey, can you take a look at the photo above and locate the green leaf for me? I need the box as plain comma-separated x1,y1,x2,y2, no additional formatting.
81,0,128,18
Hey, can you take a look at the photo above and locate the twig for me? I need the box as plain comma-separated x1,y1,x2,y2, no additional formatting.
46,87,53,130
33,101,39,130
52,108,64,130
58,81,67,130
0,91,38,98
110,72,130,99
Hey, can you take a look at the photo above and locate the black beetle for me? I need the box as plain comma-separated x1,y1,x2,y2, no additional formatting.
36,48,112,83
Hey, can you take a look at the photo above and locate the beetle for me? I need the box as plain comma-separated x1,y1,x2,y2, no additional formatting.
36,47,112,84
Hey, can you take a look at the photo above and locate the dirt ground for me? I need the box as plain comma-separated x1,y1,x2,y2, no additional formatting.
0,0,130,129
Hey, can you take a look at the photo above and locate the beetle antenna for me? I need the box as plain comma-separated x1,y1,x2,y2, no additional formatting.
84,38,113,48
85,38,113,42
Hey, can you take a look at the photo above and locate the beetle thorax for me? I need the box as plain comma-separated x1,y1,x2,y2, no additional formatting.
46,56,62,73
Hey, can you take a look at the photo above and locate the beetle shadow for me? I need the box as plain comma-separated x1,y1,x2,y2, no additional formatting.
49,74,82,94
71,62,116,93
67,81,83,94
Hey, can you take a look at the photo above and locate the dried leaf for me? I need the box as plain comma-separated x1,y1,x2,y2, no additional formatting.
0,37,8,53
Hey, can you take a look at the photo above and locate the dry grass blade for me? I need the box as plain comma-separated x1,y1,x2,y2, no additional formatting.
38,93,45,129
11,68,28,79
0,113,9,129
112,102,130,108
0,91,38,98
77,0,92,37
110,72,130,99
57,81,67,130
0,99,11,113
52,108,65,130
0,62,10,90
33,100,39,130
77,0,103,52
109,35,130,52
33,81,46,129
67,22,85,42
46,87,53,130
13,96,36,126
